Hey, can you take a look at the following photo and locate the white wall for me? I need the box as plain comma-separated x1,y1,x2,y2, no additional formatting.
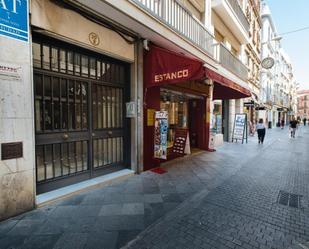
0,36,35,220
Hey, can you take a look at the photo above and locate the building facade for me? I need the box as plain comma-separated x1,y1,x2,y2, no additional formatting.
260,3,296,127
297,90,309,119
0,0,255,220
211,0,260,143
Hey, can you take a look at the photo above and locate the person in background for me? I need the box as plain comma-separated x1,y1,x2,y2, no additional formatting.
290,117,298,138
256,118,266,144
303,117,307,126
280,119,285,129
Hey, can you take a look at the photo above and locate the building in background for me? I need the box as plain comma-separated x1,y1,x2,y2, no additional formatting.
297,90,309,120
260,2,296,127
211,0,257,143
243,0,261,126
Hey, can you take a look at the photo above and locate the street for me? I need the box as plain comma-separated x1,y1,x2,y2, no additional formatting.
0,126,308,249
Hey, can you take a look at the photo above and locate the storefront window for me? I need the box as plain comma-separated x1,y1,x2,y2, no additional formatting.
160,90,189,149
213,100,223,134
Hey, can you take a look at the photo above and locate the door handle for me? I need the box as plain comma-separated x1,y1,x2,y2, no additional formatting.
107,131,113,136
62,133,69,140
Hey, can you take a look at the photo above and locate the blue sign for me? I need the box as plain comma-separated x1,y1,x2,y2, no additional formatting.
0,0,28,42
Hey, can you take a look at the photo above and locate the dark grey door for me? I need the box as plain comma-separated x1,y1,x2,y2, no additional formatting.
33,35,130,194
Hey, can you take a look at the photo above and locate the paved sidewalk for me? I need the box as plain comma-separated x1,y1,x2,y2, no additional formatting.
0,126,306,249
125,126,309,249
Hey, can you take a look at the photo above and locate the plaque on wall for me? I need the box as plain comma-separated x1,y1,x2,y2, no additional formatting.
1,142,23,160
147,109,155,126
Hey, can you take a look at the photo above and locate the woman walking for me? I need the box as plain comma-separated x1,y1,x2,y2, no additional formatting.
256,118,266,144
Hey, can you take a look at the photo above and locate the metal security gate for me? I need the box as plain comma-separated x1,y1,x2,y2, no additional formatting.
33,35,130,194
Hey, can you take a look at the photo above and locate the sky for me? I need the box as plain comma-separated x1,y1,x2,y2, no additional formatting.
265,0,309,90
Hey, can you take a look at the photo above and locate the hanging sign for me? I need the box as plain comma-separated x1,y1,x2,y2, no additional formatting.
154,111,168,160
0,0,29,42
232,113,248,144
172,128,189,155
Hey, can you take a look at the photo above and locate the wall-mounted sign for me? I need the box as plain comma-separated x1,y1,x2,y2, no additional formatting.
232,113,248,144
244,101,255,107
88,32,100,46
126,102,136,118
0,0,29,42
1,142,23,160
147,109,155,126
0,62,22,81
154,111,168,160
261,57,275,69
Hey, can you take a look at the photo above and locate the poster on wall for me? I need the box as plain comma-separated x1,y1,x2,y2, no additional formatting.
154,111,168,159
232,113,248,144
216,114,222,134
172,128,189,155
0,0,29,42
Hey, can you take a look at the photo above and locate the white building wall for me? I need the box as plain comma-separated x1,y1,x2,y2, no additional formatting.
0,36,35,220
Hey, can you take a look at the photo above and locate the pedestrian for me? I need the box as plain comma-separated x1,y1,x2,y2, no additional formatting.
256,118,266,144
289,117,298,138
280,119,285,129
303,117,307,126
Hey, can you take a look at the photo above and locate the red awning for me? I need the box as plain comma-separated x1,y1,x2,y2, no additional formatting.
144,44,251,99
144,45,205,87
205,68,251,100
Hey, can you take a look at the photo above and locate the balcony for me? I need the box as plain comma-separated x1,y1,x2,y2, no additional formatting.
131,0,214,57
212,0,250,43
214,43,248,81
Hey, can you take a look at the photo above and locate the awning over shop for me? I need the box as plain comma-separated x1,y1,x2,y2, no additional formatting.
205,69,251,100
144,44,251,100
144,45,205,87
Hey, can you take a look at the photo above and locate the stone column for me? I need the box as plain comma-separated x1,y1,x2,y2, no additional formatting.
228,99,236,141
130,39,144,173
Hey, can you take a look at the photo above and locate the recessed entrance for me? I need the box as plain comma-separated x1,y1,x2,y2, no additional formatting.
32,35,130,194
160,89,205,154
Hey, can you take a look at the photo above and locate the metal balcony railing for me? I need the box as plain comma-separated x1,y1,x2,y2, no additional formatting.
131,0,214,57
226,0,250,33
215,43,248,81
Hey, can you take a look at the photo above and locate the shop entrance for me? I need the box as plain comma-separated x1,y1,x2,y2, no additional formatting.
160,89,205,157
32,35,130,194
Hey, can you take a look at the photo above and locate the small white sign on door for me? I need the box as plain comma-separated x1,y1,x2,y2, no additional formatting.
126,102,136,118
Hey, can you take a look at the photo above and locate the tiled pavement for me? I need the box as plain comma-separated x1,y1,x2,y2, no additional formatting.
0,126,308,249
125,126,309,249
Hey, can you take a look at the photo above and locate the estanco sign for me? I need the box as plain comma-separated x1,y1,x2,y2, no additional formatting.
154,69,189,83
0,0,29,42
144,45,205,87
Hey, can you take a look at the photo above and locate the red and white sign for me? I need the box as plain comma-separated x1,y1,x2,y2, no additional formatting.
144,45,205,87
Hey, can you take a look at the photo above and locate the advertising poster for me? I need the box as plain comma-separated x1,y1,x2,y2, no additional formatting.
154,111,168,159
232,113,248,143
216,114,222,134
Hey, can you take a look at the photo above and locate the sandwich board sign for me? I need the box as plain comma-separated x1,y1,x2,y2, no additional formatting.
0,0,29,42
232,113,248,144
